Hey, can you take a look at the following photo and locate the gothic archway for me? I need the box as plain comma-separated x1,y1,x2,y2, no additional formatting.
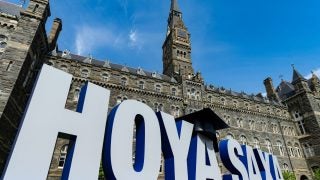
300,175,308,180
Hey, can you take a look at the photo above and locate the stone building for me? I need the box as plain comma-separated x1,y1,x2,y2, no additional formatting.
0,0,319,179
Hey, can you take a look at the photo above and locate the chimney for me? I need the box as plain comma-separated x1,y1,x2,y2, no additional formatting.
48,18,62,51
263,77,280,102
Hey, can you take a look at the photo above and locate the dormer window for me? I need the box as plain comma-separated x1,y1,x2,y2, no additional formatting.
81,69,90,78
137,68,145,75
151,72,157,78
61,50,71,59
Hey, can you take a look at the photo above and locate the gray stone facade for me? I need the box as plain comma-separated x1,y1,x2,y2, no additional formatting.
0,0,319,179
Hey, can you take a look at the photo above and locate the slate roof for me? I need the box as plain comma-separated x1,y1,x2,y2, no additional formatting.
276,80,295,100
0,1,22,17
205,85,283,106
55,51,177,83
292,68,306,83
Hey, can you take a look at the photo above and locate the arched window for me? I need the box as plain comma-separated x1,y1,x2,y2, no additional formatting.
256,105,260,112
225,115,231,125
303,143,314,158
0,35,8,53
138,81,144,89
300,175,308,180
116,96,122,104
154,103,163,112
276,140,284,156
58,145,68,168
245,103,250,110
266,139,273,154
287,142,294,157
172,88,176,96
73,88,80,101
0,42,7,49
221,98,226,105
295,143,302,158
237,118,243,128
292,110,306,135
225,133,234,140
81,69,89,78
233,100,238,107
175,107,180,117
249,120,255,130
60,64,68,72
216,132,220,142
282,163,289,171
101,73,109,82
190,88,196,99
261,122,267,132
121,77,127,86
0,35,8,42
47,61,54,66
272,124,279,134
208,95,212,102
196,91,200,100
240,135,247,145
155,84,161,92
253,137,260,149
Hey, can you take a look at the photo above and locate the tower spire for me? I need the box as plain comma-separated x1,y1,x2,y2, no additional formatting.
171,0,181,12
163,0,196,82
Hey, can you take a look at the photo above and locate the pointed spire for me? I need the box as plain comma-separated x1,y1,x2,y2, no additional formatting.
291,64,306,83
171,0,181,12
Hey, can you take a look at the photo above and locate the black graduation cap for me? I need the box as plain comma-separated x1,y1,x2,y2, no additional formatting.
176,108,230,152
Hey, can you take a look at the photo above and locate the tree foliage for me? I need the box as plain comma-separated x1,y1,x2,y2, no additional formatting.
314,168,320,180
283,171,296,180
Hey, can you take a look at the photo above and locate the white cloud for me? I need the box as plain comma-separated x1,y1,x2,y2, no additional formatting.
128,29,143,49
305,68,320,79
75,25,127,55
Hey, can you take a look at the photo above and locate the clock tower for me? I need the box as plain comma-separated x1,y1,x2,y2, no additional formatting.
162,0,195,81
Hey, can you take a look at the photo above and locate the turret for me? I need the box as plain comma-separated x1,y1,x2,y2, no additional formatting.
23,0,51,22
310,71,320,94
291,65,310,92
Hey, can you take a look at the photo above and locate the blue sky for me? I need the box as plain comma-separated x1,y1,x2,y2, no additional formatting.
7,0,320,94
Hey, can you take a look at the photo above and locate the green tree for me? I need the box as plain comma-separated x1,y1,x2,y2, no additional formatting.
283,171,296,180
314,168,320,180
